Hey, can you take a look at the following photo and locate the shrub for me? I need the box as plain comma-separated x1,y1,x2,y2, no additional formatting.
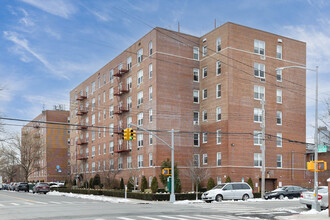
247,177,254,191
93,174,101,188
89,178,94,189
119,178,124,190
225,176,231,183
151,177,158,193
207,177,216,190
127,177,134,191
73,178,76,186
141,176,148,192
175,177,181,193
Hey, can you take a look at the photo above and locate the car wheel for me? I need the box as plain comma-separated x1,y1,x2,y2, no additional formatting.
306,205,311,209
44,192,47,194
215,194,223,202
242,194,249,201
279,194,284,200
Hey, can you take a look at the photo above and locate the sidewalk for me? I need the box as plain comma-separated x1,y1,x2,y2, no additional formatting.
275,210,329,220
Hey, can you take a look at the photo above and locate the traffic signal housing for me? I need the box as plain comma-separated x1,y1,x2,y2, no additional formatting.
129,128,136,141
122,128,136,141
162,168,171,176
122,128,129,141
307,161,327,172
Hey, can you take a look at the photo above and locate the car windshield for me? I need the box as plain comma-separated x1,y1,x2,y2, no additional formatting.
39,183,49,186
212,184,225,190
273,187,284,192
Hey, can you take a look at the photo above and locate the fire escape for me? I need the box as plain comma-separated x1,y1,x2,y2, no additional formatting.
113,66,131,153
76,92,89,170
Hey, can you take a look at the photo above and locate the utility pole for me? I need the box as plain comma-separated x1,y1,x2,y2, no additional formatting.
261,99,266,199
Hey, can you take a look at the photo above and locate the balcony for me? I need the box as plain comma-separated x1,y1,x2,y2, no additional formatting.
115,148,130,153
76,93,87,101
77,108,88,116
77,124,88,130
114,87,129,96
33,133,40,138
76,139,88,145
77,157,88,160
113,69,129,77
114,106,129,115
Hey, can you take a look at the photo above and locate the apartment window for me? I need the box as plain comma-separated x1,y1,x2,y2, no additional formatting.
277,154,282,168
203,110,207,121
254,39,265,55
203,132,207,143
137,155,143,168
86,163,89,173
103,143,106,154
217,152,222,166
137,91,143,106
85,86,89,98
103,108,106,120
127,56,132,70
109,105,113,118
254,153,262,167
254,63,265,79
92,146,95,157
127,116,132,128
254,131,262,145
109,69,114,83
149,134,153,145
194,133,199,146
203,154,208,165
216,84,221,98
103,74,106,85
92,131,95,141
193,154,200,167
109,159,114,170
193,90,199,103
127,156,132,169
254,85,265,100
149,86,152,100
98,77,101,89
193,68,199,82
203,89,207,100
149,64,152,78
216,107,221,121
137,48,143,64
277,133,282,147
98,144,101,155
92,162,95,172
92,81,95,94
137,134,143,147
127,77,132,91
92,98,95,111
98,111,101,123
277,45,282,59
138,112,143,126
92,114,95,125
126,96,132,110
202,45,207,56
149,109,152,123
149,153,153,167
276,69,282,82
109,141,114,153
193,47,199,60
109,87,114,100
217,129,221,144
216,61,221,76
97,161,101,171
277,111,282,125
276,89,282,103
137,70,143,86
193,112,199,125
254,108,262,123
86,148,89,158
109,123,114,136
212,36,220,52
203,67,207,78
118,157,123,170
149,41,152,55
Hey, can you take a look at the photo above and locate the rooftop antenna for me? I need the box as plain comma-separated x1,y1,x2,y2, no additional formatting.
42,104,45,111
214,18,217,29
178,21,180,32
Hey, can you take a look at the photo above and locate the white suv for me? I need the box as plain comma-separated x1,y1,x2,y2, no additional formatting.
202,182,254,202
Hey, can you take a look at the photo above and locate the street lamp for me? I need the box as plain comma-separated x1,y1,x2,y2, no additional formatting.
276,65,320,211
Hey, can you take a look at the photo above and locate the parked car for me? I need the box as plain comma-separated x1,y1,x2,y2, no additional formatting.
15,182,29,192
202,182,254,202
300,187,328,210
10,183,18,191
32,183,50,194
3,184,9,190
264,186,307,200
0,183,2,190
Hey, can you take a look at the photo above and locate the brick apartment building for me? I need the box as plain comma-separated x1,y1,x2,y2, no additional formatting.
70,22,307,192
22,109,70,182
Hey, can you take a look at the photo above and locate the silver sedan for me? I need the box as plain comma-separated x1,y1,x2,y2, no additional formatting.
299,187,328,209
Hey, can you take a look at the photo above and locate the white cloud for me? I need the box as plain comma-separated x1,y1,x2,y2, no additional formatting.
21,0,76,19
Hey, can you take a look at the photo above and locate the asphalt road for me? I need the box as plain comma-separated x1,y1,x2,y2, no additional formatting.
0,190,308,220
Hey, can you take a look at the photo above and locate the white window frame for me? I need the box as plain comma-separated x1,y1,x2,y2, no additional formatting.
202,110,207,122
127,156,132,169
277,111,282,125
137,48,143,64
109,69,114,83
193,133,200,147
254,108,262,123
216,107,221,121
149,86,152,100
216,61,221,76
137,91,143,106
149,109,152,123
127,76,132,91
109,87,114,100
203,153,208,165
193,111,199,125
254,131,262,145
137,134,143,147
216,37,221,52
193,68,199,82
109,105,113,118
277,154,282,168
277,45,282,59
254,39,265,55
254,153,262,167
277,133,282,147
203,67,207,78
149,153,153,167
137,70,143,86
193,47,199,60
254,85,265,100
202,45,207,56
149,63,152,78
137,112,143,126
149,41,152,56
127,56,132,70
216,84,221,98
203,132,207,143
137,155,143,168
254,63,265,79
149,133,153,145
276,69,282,82
217,129,221,144
202,89,207,100
193,154,200,167
193,90,199,103
277,89,282,104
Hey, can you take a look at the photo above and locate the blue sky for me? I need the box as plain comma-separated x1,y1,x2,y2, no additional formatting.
0,0,329,142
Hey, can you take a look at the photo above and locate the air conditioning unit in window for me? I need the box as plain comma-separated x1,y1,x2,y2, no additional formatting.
260,78,265,82
260,55,266,60
137,105,140,109
193,121,199,125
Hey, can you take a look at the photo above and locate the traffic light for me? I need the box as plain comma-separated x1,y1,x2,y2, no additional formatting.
307,161,327,172
122,128,129,141
317,161,327,171
162,168,171,176
129,128,136,141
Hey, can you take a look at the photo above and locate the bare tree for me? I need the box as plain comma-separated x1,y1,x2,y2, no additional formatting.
0,145,19,182
102,156,121,189
128,168,140,190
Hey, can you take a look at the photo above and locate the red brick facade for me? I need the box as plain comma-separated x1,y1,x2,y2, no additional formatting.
70,22,307,192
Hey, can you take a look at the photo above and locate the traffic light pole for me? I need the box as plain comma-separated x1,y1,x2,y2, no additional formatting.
129,123,176,203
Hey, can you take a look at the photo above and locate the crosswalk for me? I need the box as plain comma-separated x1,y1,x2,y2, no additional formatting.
115,215,252,220
0,201,97,207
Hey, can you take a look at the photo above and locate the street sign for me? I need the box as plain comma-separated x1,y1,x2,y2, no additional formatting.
318,145,327,153
56,165,60,169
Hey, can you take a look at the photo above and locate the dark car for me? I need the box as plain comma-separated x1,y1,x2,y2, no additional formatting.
15,182,29,192
264,186,307,200
32,183,50,194
3,184,9,190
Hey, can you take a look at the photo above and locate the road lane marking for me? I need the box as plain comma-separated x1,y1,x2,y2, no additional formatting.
0,204,4,207
158,216,187,220
23,202,34,205
138,216,162,220
0,193,39,203
10,203,19,206
176,215,205,219
117,217,136,220
49,201,61,204
35,201,48,204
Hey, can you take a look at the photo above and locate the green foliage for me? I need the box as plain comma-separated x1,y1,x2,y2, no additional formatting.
127,177,134,191
73,178,76,186
247,177,254,191
225,176,231,183
93,174,101,187
141,176,148,192
175,177,181,193
207,177,216,190
159,159,180,187
151,177,158,193
89,178,94,189
119,178,124,190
